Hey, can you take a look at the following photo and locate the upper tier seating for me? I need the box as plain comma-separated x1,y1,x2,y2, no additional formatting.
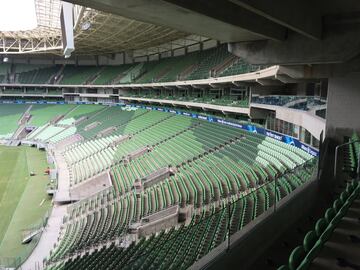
0,45,265,87
60,66,101,85
158,53,197,82
33,66,61,84
0,63,10,75
186,45,233,80
14,64,50,74
93,65,132,85
119,63,144,84
219,58,262,77
136,57,181,83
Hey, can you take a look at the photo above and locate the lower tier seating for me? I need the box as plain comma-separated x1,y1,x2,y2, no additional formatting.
46,160,317,270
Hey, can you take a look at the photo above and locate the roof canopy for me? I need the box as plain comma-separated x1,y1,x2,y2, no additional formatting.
0,0,212,57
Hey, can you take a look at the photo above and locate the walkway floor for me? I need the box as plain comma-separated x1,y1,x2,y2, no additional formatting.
53,151,71,202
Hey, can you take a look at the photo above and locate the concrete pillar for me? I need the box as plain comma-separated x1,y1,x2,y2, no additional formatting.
326,72,360,142
296,82,307,96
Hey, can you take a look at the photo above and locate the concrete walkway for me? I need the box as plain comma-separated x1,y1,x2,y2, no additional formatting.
53,151,71,202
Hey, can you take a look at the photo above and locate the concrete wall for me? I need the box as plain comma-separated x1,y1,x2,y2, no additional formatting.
326,72,360,141
251,103,325,140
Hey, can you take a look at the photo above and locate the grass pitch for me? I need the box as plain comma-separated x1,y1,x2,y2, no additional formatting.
0,146,51,265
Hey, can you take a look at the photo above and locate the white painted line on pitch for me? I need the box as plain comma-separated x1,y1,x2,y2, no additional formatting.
40,198,45,206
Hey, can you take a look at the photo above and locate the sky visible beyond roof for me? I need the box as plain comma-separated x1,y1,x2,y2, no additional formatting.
0,0,37,31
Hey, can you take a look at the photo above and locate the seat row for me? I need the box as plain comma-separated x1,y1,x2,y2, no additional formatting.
47,163,316,270
278,179,359,270
48,132,315,262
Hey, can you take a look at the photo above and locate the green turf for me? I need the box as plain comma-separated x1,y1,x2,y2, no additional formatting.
0,146,51,266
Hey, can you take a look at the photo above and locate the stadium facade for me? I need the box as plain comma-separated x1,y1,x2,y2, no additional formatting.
0,1,359,270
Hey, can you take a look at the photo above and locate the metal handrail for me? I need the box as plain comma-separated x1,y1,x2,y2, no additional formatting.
334,139,360,178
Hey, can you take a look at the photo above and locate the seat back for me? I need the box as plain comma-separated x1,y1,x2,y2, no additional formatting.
303,230,317,253
315,218,327,237
289,246,305,270
325,208,336,223
332,199,342,212
340,190,349,203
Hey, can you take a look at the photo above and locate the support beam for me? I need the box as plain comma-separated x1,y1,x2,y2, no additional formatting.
326,72,360,141
162,0,287,41
275,74,301,84
229,0,322,40
64,0,286,42
229,25,360,65
256,79,283,86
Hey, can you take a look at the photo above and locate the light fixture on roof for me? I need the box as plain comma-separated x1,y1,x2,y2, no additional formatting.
81,21,91,31
3,57,8,63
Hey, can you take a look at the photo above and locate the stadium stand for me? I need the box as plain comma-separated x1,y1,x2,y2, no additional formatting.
119,63,145,84
33,66,61,84
37,105,315,270
187,45,233,80
92,65,132,85
0,63,10,83
122,90,249,107
1,45,263,88
60,66,101,85
46,158,316,269
28,105,75,126
158,53,197,82
2,2,360,270
219,58,262,77
0,104,29,139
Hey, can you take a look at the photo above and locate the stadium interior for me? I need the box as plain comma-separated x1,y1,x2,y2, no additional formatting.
0,1,359,270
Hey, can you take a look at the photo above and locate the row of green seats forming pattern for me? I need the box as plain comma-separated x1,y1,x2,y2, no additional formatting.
123,93,249,108
0,45,265,85
0,103,105,140
46,161,316,270
43,107,316,269
278,179,359,270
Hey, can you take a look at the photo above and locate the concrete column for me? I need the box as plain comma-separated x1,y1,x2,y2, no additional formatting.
326,72,360,142
296,82,307,96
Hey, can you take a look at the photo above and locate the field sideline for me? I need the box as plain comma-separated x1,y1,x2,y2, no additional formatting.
0,146,51,266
